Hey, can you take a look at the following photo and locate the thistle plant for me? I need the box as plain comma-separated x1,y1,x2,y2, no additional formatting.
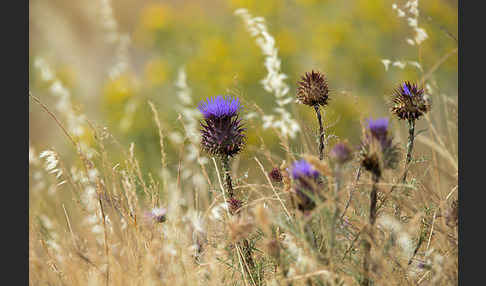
198,95,246,200
290,159,323,254
359,117,400,286
297,70,330,160
390,81,431,181
290,159,322,213
198,95,256,275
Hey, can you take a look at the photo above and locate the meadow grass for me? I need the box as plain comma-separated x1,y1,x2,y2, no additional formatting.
29,2,457,285
29,82,457,285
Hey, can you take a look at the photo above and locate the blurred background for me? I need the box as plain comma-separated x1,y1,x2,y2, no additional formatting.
29,0,458,177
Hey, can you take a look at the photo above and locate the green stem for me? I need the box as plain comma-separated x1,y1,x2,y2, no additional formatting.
403,119,416,182
221,156,256,281
221,156,234,199
314,105,325,161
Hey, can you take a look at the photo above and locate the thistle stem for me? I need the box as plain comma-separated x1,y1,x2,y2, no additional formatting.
361,238,371,286
314,105,325,160
403,119,416,182
362,174,380,286
221,156,234,199
221,155,256,279
369,174,379,226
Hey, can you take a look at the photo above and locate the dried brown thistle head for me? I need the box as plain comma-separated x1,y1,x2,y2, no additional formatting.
297,70,329,107
390,81,431,121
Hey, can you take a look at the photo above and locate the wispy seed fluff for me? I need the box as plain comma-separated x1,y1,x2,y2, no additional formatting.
235,8,300,138
198,95,246,157
297,70,329,107
390,81,431,120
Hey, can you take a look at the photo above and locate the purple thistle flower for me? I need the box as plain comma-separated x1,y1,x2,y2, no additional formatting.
290,159,321,212
360,117,400,173
291,160,320,180
198,95,242,119
366,117,393,149
366,117,389,139
198,95,246,157
329,142,353,164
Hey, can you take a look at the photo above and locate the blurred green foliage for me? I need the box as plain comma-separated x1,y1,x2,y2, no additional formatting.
29,0,457,176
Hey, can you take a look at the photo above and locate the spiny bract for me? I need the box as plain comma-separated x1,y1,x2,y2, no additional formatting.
296,70,329,107
390,81,431,120
198,95,246,157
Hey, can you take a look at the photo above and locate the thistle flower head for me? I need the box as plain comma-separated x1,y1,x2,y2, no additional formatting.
291,159,320,180
290,159,321,212
366,117,391,147
296,70,329,107
198,95,246,157
329,141,353,164
360,117,400,175
390,81,431,120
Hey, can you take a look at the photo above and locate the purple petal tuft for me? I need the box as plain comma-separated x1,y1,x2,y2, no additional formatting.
291,160,319,180
198,95,242,119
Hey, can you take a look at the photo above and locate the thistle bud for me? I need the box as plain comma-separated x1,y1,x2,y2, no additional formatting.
269,167,283,183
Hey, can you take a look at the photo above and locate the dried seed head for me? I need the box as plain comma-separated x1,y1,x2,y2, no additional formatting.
361,153,381,178
297,70,329,107
198,95,246,157
390,81,431,120
227,197,243,215
269,167,283,183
